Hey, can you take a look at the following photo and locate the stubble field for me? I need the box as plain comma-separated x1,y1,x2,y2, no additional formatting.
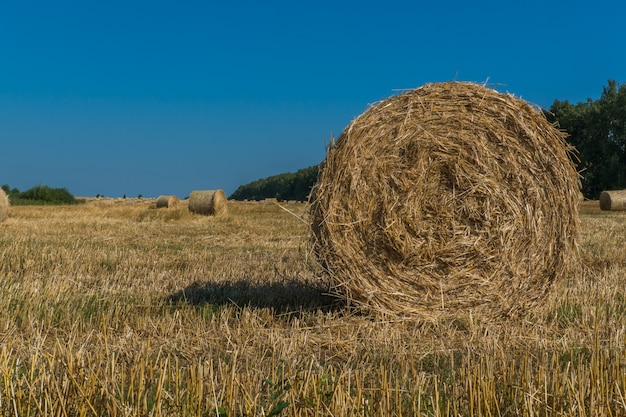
0,198,625,416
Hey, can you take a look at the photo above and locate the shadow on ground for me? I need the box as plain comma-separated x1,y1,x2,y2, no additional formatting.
168,279,343,314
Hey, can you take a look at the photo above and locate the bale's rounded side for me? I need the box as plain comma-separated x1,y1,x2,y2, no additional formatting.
0,188,8,222
599,190,626,211
188,190,228,216
310,81,581,320
156,195,180,209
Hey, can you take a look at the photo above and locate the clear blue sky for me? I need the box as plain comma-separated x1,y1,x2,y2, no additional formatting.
1,1,624,198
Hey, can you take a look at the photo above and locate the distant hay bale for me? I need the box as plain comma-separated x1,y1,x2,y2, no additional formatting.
310,81,581,320
0,188,8,222
188,190,228,216
599,190,626,211
156,195,180,209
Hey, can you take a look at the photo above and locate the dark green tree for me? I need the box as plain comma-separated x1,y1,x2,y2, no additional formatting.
1,184,20,197
12,185,78,205
229,165,319,201
547,80,626,198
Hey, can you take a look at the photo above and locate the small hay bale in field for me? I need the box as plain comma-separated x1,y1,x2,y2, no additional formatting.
599,190,626,211
188,190,228,216
0,188,8,222
310,81,581,320
156,195,180,209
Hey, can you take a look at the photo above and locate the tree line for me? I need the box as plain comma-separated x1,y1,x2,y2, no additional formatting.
1,184,80,205
229,165,319,201
546,79,626,199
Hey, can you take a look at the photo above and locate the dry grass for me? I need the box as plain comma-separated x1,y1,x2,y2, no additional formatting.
0,198,624,416
310,82,581,321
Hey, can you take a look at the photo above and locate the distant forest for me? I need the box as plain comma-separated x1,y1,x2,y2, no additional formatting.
546,79,626,199
229,165,319,201
1,184,80,205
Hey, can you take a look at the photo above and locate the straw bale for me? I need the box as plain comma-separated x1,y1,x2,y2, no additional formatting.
0,188,8,222
188,190,228,216
156,195,180,209
309,81,581,320
599,190,626,211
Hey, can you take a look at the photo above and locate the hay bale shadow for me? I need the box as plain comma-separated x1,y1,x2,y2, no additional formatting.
168,279,342,314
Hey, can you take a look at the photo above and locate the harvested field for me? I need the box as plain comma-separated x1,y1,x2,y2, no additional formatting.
0,199,624,415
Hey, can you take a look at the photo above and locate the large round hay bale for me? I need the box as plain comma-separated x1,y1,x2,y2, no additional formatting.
0,188,8,222
310,81,581,320
188,190,228,216
599,190,626,211
156,195,180,209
